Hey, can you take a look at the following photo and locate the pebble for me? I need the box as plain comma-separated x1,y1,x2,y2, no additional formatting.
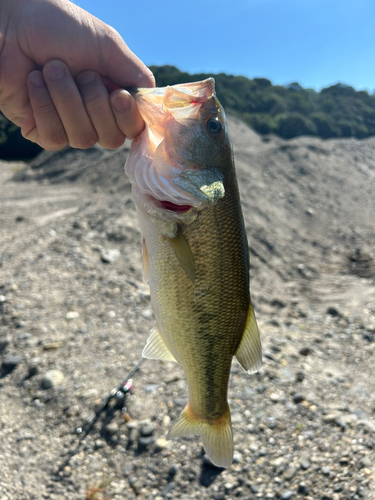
295,370,305,382
321,466,330,476
101,248,121,264
95,439,105,449
283,466,296,480
300,458,310,470
128,428,139,444
41,369,65,389
162,482,175,497
0,336,10,352
359,457,371,468
140,424,155,437
142,309,153,319
154,437,169,451
66,311,79,320
299,346,312,356
168,464,179,477
233,451,243,463
326,306,342,316
231,413,243,424
293,393,305,404
104,422,119,435
280,491,294,500
138,436,155,449
145,384,160,393
298,482,309,495
1,354,24,372
17,332,32,340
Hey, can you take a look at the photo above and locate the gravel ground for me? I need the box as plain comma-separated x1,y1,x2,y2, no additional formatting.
0,119,375,499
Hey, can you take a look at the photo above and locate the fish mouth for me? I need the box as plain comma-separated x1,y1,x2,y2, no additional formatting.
158,201,193,213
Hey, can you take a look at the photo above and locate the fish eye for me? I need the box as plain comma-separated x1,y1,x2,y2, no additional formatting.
206,117,223,136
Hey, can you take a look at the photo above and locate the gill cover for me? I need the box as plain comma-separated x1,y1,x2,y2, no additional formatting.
125,79,226,210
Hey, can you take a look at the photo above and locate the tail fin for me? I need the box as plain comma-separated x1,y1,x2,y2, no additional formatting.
167,403,233,468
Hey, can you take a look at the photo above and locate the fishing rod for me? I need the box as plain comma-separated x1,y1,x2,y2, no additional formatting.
76,357,147,441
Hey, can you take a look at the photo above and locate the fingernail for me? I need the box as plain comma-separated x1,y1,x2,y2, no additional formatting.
111,90,131,113
45,62,65,81
76,72,96,86
29,71,45,88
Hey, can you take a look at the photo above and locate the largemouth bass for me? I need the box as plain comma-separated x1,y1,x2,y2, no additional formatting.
125,78,262,468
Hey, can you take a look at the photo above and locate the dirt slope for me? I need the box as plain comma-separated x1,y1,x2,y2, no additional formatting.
0,118,374,499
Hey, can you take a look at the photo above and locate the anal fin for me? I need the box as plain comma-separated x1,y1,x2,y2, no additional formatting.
166,226,195,283
142,327,177,363
235,303,262,374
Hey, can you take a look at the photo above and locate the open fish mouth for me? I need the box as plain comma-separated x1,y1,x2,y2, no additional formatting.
158,201,193,213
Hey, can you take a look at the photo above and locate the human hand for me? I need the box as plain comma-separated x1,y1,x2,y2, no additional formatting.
0,0,155,150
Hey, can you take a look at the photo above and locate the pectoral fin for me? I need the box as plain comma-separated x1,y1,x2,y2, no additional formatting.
235,303,262,374
166,227,195,283
142,327,177,363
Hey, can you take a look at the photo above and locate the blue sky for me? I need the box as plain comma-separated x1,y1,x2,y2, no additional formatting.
74,0,375,91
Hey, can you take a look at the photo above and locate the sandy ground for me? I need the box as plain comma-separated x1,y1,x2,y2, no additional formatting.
0,119,375,499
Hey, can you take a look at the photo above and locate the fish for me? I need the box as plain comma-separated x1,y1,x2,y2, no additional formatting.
125,78,262,468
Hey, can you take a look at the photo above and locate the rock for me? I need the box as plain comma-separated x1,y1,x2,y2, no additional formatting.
270,298,286,308
141,309,153,319
154,438,168,451
168,464,179,477
145,384,160,393
359,457,371,468
65,311,79,320
138,436,155,449
162,483,175,497
128,428,139,444
95,439,105,449
140,424,155,437
1,354,24,373
298,483,309,495
233,451,243,463
101,248,121,264
363,332,374,342
299,346,312,356
283,466,296,480
104,422,119,435
293,393,305,404
280,491,294,500
231,413,243,424
300,458,310,470
0,336,10,352
321,466,330,476
27,364,38,378
41,369,65,389
326,306,342,317
17,332,31,340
